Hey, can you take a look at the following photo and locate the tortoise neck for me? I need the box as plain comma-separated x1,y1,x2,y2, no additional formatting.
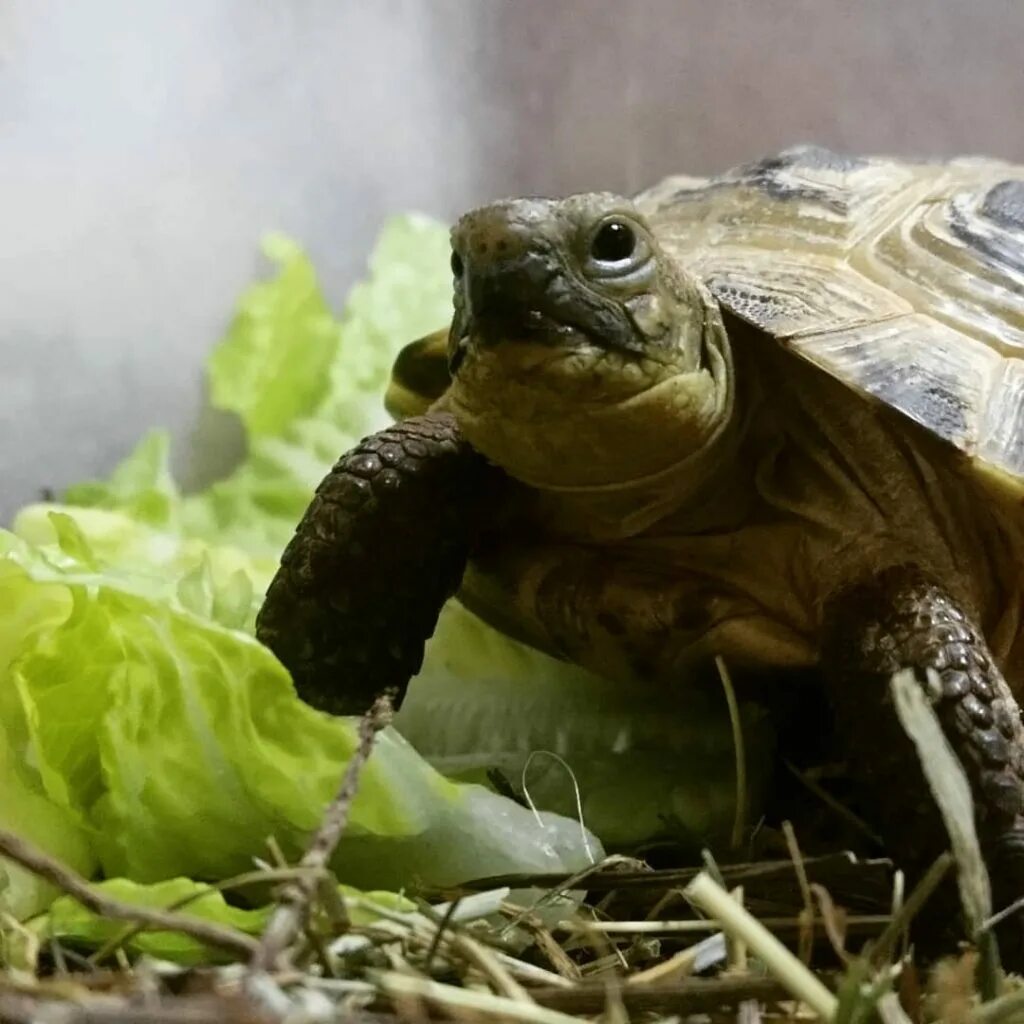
523,303,750,541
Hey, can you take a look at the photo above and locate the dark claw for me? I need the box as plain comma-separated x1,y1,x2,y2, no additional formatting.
823,564,1024,967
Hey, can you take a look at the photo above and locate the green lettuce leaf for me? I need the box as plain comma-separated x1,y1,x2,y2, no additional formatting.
398,600,774,851
12,504,268,630
0,522,601,915
42,878,268,965
180,217,452,562
64,217,451,564
0,556,96,921
36,877,414,965
62,431,180,530
0,723,96,922
207,233,342,438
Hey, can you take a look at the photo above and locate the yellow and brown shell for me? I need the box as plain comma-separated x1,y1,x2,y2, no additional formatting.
637,145,1024,488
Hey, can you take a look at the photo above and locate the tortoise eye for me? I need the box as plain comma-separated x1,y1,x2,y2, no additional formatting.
590,220,636,264
450,251,464,278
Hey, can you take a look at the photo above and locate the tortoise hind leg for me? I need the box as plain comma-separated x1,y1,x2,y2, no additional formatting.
822,565,1024,964
256,412,498,714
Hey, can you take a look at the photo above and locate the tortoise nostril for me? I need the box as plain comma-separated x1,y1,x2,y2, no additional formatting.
459,221,532,270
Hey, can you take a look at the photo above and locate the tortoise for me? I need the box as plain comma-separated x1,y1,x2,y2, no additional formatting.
256,144,1024,954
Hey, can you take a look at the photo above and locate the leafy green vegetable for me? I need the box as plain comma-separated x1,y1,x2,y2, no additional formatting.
0,520,600,917
37,877,414,965
181,217,452,562
0,719,95,922
62,217,451,564
0,556,96,920
398,600,774,850
63,431,181,530
207,234,342,438
13,504,267,630
44,878,268,965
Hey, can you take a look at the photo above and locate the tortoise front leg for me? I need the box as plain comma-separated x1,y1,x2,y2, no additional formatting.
822,565,1024,961
255,412,499,715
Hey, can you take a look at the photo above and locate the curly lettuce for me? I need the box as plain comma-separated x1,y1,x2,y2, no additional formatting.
0,519,601,925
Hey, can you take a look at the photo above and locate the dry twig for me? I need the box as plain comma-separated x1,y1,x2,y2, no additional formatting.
0,830,258,961
528,975,788,1015
249,692,393,972
783,821,816,965
870,852,953,967
457,852,893,898
500,904,582,982
0,989,267,1024
715,655,748,849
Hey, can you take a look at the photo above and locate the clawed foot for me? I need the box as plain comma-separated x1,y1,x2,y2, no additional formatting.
822,567,1024,969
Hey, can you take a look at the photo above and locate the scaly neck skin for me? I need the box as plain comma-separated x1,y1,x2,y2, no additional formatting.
505,297,751,543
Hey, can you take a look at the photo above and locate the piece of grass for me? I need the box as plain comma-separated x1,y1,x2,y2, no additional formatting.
684,870,839,1020
716,655,749,850
970,984,1024,1023
558,914,889,935
370,969,586,1024
784,820,816,965
889,669,1000,999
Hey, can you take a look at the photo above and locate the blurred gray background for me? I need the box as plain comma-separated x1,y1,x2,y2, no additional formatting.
3,0,1024,523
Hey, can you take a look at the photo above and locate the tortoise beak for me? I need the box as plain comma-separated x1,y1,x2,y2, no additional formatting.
463,258,574,347
450,200,641,356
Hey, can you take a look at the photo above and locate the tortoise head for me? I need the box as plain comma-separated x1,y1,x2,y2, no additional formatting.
438,193,734,491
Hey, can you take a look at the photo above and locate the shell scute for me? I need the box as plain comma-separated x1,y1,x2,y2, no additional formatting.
642,148,1024,485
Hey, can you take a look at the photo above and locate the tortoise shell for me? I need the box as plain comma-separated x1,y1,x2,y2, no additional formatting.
635,145,1024,487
